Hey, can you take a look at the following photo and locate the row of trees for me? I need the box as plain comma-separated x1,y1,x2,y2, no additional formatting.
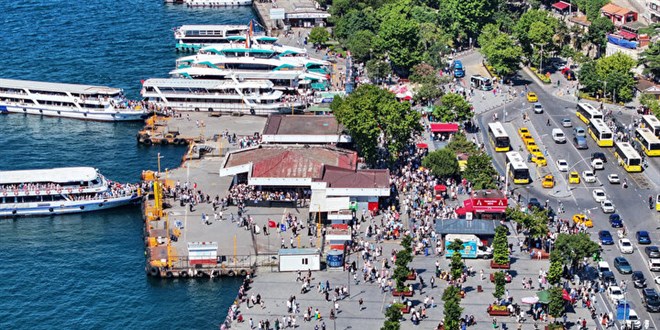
579,52,637,102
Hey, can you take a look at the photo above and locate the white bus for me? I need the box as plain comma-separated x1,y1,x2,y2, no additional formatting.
487,122,510,152
505,151,530,184
635,128,660,157
588,118,614,147
470,75,493,91
614,142,642,172
576,103,603,125
641,114,660,137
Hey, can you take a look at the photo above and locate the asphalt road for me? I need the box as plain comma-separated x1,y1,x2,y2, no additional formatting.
477,69,660,329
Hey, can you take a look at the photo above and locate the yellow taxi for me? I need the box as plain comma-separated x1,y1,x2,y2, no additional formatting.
521,133,534,144
527,92,538,102
572,214,593,228
542,174,554,188
532,155,547,166
568,171,580,184
525,140,538,151
518,127,530,137
528,146,543,157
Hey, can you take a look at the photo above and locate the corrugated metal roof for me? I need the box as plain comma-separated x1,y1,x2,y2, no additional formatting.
319,166,390,189
262,114,343,136
435,219,499,236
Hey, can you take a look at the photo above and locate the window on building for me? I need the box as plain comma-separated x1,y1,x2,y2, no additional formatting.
302,258,309,265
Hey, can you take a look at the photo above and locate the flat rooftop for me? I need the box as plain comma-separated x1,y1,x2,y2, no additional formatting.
318,165,390,189
262,114,343,136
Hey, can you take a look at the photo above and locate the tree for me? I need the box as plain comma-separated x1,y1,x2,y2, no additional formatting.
446,133,478,155
550,233,599,269
481,32,523,77
547,286,566,319
641,93,660,118
493,271,506,300
333,9,378,42
410,63,438,84
439,0,499,43
433,93,473,122
515,10,559,60
547,260,563,286
578,61,600,93
640,41,660,79
366,59,392,82
463,152,497,190
596,52,637,102
382,303,403,330
308,27,330,46
374,17,422,74
586,17,615,57
492,225,509,265
422,149,459,179
331,84,421,164
520,208,549,239
448,239,465,280
442,286,463,330
347,30,376,63
413,83,443,104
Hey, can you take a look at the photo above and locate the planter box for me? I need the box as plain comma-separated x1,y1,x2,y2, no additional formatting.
400,305,410,314
406,273,416,281
487,309,510,316
545,326,565,330
392,290,413,297
490,260,510,269
489,273,512,283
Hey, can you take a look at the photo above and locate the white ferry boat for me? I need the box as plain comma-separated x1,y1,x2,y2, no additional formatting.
184,0,253,7
198,39,308,58
141,78,306,115
174,24,255,52
0,78,148,121
0,167,141,218
176,53,331,75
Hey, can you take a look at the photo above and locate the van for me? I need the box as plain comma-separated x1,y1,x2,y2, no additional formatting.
552,129,566,143
598,261,611,277
573,126,586,138
574,136,588,149
650,258,660,272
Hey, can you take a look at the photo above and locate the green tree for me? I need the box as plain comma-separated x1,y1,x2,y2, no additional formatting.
547,260,563,286
442,286,463,330
333,9,378,42
410,63,438,84
596,52,637,102
515,10,559,60
641,93,660,118
366,59,392,81
448,239,465,279
550,233,599,269
492,225,509,265
578,60,600,93
374,17,422,74
481,32,523,77
439,0,499,43
547,286,566,319
640,41,660,79
382,303,403,330
422,149,459,179
308,27,330,46
463,152,497,190
586,17,615,57
446,133,478,155
413,83,443,104
521,208,549,239
331,84,421,164
347,30,376,63
493,271,506,299
433,93,473,122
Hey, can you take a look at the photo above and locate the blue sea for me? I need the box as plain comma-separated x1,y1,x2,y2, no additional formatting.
0,1,255,329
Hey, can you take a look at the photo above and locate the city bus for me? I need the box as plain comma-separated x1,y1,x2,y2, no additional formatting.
505,151,530,184
588,118,614,147
487,122,510,152
614,141,642,172
576,103,603,125
634,128,660,157
641,115,660,137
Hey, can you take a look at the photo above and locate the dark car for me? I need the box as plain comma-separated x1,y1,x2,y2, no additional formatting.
599,230,615,245
614,256,633,274
609,214,623,228
642,288,660,313
645,246,660,258
528,198,542,211
632,271,647,288
592,152,607,163
602,271,617,287
637,231,652,244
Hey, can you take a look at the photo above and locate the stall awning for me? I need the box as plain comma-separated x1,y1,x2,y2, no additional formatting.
618,30,637,40
551,1,570,10
430,123,459,133
416,143,429,149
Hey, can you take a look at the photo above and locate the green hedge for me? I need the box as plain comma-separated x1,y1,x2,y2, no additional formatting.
578,92,625,106
530,67,551,84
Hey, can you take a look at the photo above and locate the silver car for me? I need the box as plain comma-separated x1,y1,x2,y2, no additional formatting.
561,118,572,127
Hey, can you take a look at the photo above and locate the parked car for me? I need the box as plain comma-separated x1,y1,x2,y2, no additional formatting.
609,214,623,228
542,174,554,188
599,230,614,245
637,231,652,244
623,309,642,329
618,239,634,254
601,200,615,213
608,174,620,184
592,189,607,202
642,288,660,312
518,127,530,137
645,246,660,258
632,271,647,288
556,159,569,172
597,261,611,278
614,256,633,274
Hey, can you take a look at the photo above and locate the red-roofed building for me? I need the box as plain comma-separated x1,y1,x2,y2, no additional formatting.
261,114,351,144
601,3,638,26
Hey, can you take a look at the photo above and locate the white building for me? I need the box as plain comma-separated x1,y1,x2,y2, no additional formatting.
278,248,321,272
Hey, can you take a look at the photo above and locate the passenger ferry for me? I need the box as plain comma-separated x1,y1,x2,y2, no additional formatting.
0,78,147,121
0,167,141,218
141,78,307,115
176,53,331,75
174,24,256,52
184,0,252,7
199,40,308,58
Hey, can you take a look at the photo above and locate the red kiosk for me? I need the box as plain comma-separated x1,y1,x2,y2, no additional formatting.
457,190,508,220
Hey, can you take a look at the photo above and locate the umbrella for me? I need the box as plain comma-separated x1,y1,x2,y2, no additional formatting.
268,220,277,228
521,296,539,304
434,184,447,192
416,143,428,149
536,290,551,304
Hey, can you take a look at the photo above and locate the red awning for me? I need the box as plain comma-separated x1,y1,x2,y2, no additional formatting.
403,95,412,101
618,30,637,40
463,198,506,213
455,207,468,216
416,143,429,149
434,184,447,192
562,289,572,301
430,123,459,133
552,1,570,10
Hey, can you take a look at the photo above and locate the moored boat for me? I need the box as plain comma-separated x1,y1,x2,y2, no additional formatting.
0,78,148,121
184,0,253,7
0,167,141,218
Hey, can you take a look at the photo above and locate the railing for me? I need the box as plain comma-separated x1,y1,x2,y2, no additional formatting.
166,253,278,270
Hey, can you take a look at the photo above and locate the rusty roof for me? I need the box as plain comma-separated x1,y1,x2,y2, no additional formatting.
601,3,635,16
317,165,390,189
569,15,591,27
225,145,357,178
262,114,344,136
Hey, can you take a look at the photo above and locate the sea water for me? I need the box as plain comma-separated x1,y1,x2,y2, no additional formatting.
0,1,255,328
